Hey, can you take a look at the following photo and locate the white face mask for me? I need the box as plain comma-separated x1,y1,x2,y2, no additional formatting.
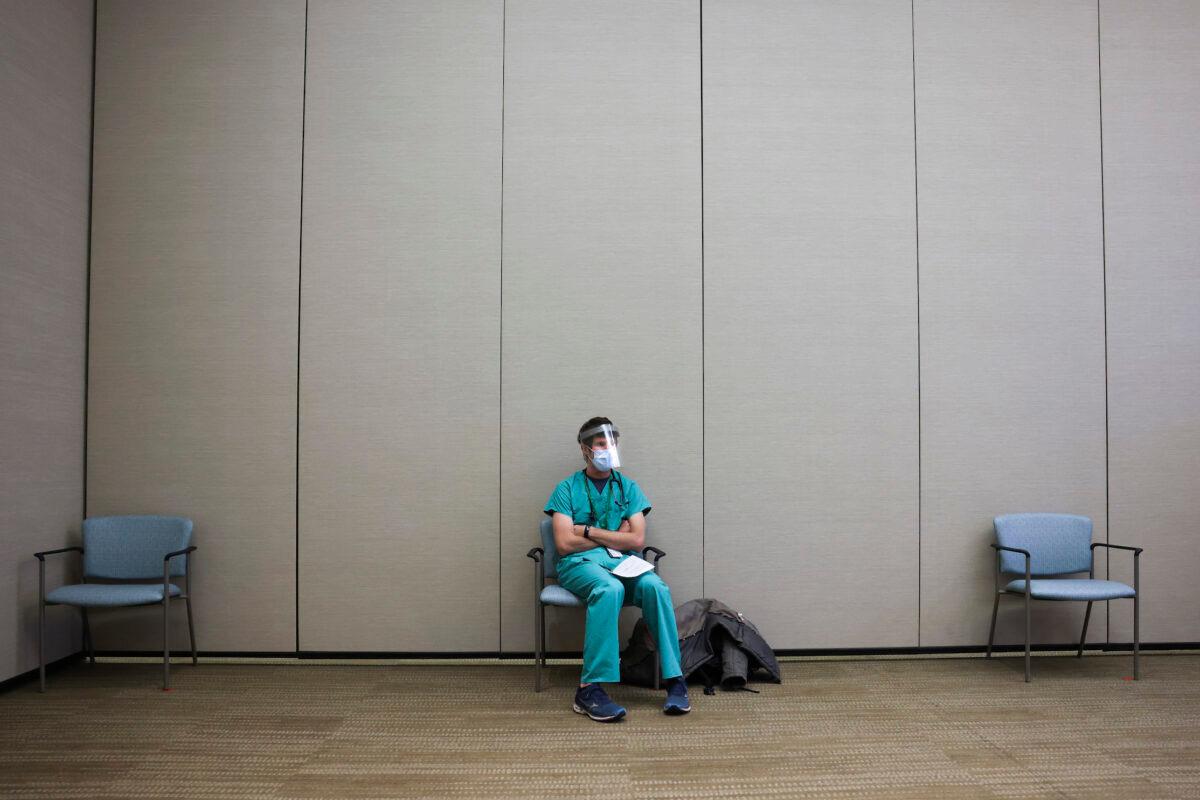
589,448,616,471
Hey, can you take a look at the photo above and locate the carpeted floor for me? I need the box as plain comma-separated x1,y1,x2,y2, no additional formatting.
1,654,1197,799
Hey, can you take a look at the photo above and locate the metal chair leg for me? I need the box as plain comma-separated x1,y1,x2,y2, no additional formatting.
38,593,46,693
986,592,1000,658
162,595,171,691
1023,589,1031,683
1133,595,1140,680
648,627,659,690
185,596,197,665
534,599,543,693
1132,553,1140,680
1077,601,1092,658
540,604,549,671
81,608,96,664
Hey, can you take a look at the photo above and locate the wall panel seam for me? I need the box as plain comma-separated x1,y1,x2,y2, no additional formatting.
296,0,309,655
911,0,922,648
699,0,706,599
498,0,507,654
84,0,98,527
1096,0,1111,644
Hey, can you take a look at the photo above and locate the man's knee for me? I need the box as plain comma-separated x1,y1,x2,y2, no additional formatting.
589,578,624,607
638,573,671,601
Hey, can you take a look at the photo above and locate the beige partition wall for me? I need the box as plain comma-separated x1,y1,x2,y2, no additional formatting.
499,0,703,653
703,1,919,649
0,0,92,682
88,0,304,651
1102,1,1200,644
298,0,503,652
916,1,1108,647
77,1,1200,656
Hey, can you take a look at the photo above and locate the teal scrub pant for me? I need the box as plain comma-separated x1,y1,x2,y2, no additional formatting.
556,557,683,685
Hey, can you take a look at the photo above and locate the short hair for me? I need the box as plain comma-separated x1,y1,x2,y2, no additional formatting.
577,416,616,446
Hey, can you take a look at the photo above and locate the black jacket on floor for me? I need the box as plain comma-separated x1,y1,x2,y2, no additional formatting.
621,598,782,689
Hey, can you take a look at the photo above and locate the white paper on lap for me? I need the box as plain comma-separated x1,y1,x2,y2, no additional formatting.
611,555,655,579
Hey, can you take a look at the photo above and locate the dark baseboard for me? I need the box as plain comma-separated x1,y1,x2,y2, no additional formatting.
81,642,1200,661
91,650,506,659
0,652,85,694
298,651,503,659
771,642,1196,657
94,650,305,659
5,642,1191,695
503,642,1198,659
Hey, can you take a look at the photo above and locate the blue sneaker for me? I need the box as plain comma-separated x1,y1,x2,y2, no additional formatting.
573,684,626,722
663,677,691,715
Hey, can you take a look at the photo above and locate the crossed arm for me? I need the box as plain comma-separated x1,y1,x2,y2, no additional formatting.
552,511,645,556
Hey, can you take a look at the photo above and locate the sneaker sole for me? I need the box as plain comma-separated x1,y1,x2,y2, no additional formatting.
663,703,691,715
573,703,626,722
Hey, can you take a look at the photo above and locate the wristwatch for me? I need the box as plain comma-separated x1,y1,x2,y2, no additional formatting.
583,525,591,539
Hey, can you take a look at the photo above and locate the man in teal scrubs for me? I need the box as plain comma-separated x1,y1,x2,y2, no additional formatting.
544,416,690,722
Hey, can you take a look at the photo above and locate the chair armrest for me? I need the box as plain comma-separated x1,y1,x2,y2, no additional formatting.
990,544,1031,592
34,546,83,562
1092,543,1143,593
164,546,197,563
36,546,84,603
642,546,665,565
162,546,197,595
526,547,543,562
1091,542,1143,555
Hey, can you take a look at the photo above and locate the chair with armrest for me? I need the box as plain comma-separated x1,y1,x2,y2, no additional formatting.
35,515,197,692
986,513,1141,682
526,516,665,692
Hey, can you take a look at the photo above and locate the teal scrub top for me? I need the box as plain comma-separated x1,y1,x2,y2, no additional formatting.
543,470,652,561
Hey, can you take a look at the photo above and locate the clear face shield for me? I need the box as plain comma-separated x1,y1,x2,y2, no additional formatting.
579,423,621,471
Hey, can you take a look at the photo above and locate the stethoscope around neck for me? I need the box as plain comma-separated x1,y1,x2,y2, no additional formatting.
579,469,627,524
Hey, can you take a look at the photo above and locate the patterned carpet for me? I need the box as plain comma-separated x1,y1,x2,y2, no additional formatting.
1,654,1197,799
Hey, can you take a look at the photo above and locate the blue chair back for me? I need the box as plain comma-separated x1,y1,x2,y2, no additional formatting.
539,517,560,579
83,515,193,580
994,513,1092,576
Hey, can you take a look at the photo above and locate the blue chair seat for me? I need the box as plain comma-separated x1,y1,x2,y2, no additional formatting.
1004,578,1135,601
46,582,183,607
539,584,583,607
